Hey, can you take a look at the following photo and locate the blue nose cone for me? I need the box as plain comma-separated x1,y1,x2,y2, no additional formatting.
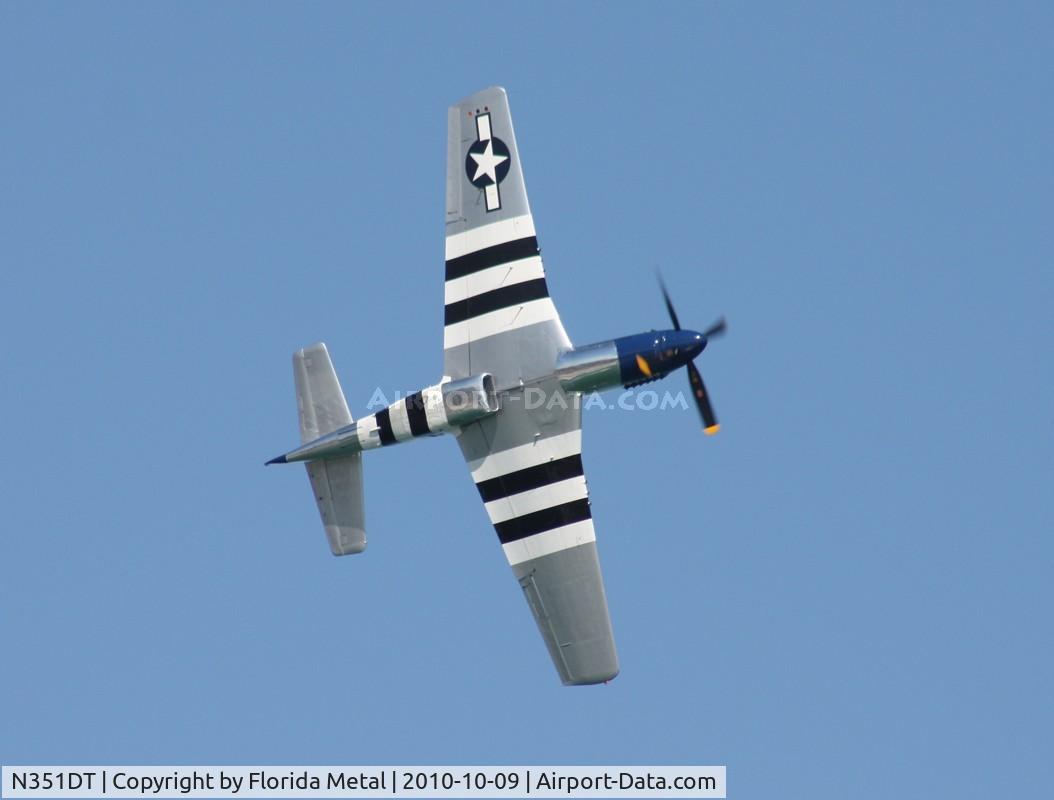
683,330,707,359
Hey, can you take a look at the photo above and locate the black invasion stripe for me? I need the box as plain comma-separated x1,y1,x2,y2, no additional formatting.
375,408,396,445
444,278,549,327
493,498,592,545
476,454,584,503
445,236,539,281
406,391,430,437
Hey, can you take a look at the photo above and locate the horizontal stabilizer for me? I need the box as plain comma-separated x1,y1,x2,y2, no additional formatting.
294,343,352,443
293,344,366,555
307,455,365,555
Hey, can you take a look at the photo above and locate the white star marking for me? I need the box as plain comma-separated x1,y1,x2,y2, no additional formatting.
470,140,508,184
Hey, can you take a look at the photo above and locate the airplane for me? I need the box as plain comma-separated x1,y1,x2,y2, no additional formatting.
267,87,725,685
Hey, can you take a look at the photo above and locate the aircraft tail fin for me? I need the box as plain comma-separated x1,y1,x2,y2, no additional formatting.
293,343,366,556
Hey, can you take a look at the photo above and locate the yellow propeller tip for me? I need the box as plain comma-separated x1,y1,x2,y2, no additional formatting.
635,353,653,377
704,424,721,436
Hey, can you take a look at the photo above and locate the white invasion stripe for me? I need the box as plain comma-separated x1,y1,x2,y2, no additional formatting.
476,112,491,141
422,384,447,432
389,397,413,441
484,476,589,525
356,415,381,451
502,519,597,566
482,497,515,529
443,297,558,350
444,214,536,260
469,429,582,482
444,256,545,305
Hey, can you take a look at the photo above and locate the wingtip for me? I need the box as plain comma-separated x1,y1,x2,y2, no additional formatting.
265,454,288,465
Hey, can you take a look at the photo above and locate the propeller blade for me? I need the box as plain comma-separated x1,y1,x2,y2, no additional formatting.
703,316,727,339
686,359,720,435
635,354,654,378
657,272,682,331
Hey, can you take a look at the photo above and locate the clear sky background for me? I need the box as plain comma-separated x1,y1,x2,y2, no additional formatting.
2,2,1051,797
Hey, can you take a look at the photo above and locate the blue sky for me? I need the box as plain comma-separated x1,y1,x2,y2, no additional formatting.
2,2,1051,797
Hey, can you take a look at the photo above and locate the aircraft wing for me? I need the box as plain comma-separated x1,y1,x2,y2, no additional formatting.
443,86,572,390
446,88,618,684
456,384,619,685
